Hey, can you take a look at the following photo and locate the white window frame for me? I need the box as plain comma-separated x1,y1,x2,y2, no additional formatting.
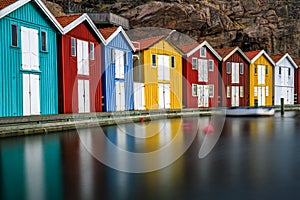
11,24,18,47
226,62,231,74
209,85,214,98
192,84,198,96
90,42,94,60
240,86,244,98
71,37,76,57
41,30,47,52
208,60,214,71
227,86,231,98
200,47,206,57
192,58,197,70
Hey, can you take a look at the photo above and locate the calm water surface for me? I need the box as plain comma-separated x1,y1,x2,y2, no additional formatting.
1,113,300,200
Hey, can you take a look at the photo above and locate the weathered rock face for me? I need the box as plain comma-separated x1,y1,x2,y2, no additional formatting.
47,0,300,57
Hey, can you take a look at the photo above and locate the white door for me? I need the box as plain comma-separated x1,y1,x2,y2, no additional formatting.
116,81,125,111
21,27,31,70
258,86,265,106
158,55,170,81
77,40,89,75
134,82,145,110
159,84,170,109
23,74,40,116
197,85,209,107
231,86,239,107
115,50,125,79
78,80,90,113
232,63,239,83
258,65,265,84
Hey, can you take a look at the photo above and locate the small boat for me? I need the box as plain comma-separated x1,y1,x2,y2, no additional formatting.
226,107,275,117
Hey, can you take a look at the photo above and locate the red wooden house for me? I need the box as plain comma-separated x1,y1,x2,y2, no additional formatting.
216,47,250,107
177,41,222,108
294,58,300,104
56,14,106,113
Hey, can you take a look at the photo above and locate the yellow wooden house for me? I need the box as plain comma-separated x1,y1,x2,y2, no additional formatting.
132,35,182,110
245,50,275,106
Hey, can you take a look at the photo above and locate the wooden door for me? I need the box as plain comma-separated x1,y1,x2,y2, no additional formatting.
258,86,265,106
231,86,239,107
134,82,145,110
116,81,125,111
78,80,90,113
159,83,170,109
158,55,170,81
23,74,40,115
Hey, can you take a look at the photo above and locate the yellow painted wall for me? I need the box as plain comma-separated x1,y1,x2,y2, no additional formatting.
141,40,182,110
249,54,273,106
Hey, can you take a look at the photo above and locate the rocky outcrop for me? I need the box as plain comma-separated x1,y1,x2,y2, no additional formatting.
46,0,300,57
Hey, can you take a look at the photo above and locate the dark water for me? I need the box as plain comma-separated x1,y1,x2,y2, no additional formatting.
1,113,300,200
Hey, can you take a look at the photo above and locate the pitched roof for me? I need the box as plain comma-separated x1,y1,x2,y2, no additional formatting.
0,0,63,33
133,35,165,51
56,14,82,28
216,47,236,59
177,43,199,54
270,54,284,63
99,27,118,40
245,50,261,60
0,0,16,10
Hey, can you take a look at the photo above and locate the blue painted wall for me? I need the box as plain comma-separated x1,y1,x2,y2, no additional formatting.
102,33,134,112
0,2,58,116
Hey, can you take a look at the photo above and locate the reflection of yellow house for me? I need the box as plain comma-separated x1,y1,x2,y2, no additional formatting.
133,35,182,110
245,50,275,106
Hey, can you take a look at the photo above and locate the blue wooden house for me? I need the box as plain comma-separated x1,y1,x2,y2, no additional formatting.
99,26,136,111
0,0,63,117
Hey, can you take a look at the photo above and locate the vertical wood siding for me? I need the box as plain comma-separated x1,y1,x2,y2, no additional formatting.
58,22,102,113
0,2,58,117
141,40,182,110
183,46,219,108
102,33,134,112
219,51,249,107
249,55,273,106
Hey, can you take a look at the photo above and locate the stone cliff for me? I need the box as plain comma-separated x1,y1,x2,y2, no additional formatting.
46,0,300,57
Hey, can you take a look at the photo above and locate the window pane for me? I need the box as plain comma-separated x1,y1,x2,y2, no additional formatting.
209,85,214,97
200,47,206,57
209,60,214,71
192,84,198,96
240,63,244,74
71,38,76,56
266,66,268,75
41,31,47,51
254,86,258,96
11,24,18,46
171,56,175,68
90,43,94,60
266,86,269,96
192,58,197,70
226,62,231,74
240,86,244,97
111,48,115,62
279,67,281,75
152,54,156,67
254,65,257,74
288,68,291,76
227,86,231,98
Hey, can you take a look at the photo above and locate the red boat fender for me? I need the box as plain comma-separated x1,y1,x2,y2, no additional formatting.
140,118,144,123
203,125,214,133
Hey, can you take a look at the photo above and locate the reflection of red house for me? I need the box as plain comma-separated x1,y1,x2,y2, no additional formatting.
56,14,106,113
216,47,250,107
294,58,300,104
178,41,222,108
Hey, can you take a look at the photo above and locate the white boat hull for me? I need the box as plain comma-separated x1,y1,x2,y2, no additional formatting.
226,107,275,117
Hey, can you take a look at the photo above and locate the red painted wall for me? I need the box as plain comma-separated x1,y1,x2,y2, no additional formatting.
58,22,102,113
182,47,219,108
219,51,249,107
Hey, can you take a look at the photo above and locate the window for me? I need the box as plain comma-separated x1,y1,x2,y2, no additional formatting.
266,66,268,75
279,67,281,75
227,86,231,98
209,85,214,97
89,43,94,60
240,86,244,98
200,47,206,57
111,48,115,62
254,65,257,74
266,86,269,97
11,24,18,47
288,68,291,76
41,31,47,51
254,86,258,97
71,37,76,56
226,62,231,74
171,56,175,68
192,84,198,96
240,63,244,74
152,54,156,67
192,58,197,70
124,52,128,66
208,60,214,71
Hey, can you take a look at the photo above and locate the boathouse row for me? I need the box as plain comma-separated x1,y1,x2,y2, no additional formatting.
1,0,300,117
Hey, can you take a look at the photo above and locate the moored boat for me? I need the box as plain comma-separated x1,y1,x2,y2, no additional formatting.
226,107,275,117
